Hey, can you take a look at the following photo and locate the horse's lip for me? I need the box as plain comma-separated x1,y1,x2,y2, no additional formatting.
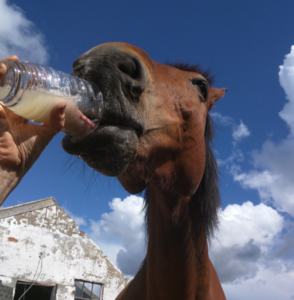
94,121,143,137
76,102,144,138
94,109,144,137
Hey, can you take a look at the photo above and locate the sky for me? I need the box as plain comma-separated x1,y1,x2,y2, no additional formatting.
1,0,294,299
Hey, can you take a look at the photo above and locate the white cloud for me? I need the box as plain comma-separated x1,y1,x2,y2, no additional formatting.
210,202,284,283
226,47,294,217
0,0,48,64
233,168,294,216
210,112,233,126
89,196,146,276
210,201,294,300
279,45,294,135
217,148,244,167
71,215,87,227
214,201,283,250
210,112,250,168
211,112,250,143
223,266,294,300
211,113,249,169
63,207,87,227
232,120,251,141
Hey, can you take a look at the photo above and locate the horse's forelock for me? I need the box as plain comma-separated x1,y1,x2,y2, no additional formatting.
166,62,215,85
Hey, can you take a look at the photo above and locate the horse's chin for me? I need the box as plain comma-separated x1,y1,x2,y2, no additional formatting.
62,124,139,176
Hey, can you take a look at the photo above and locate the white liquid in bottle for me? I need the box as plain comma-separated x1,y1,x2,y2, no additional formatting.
12,90,66,123
0,61,103,139
0,87,9,99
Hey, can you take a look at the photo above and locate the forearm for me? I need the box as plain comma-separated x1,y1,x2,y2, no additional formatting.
0,168,19,206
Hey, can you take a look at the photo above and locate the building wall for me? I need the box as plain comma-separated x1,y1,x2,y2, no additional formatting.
0,281,13,300
0,200,128,300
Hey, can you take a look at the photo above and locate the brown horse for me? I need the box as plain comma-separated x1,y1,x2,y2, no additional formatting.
62,43,227,300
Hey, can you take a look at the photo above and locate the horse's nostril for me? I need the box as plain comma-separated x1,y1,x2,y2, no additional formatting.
117,54,146,99
132,85,144,97
118,57,140,79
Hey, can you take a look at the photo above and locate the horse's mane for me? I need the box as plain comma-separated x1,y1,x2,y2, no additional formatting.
144,63,220,242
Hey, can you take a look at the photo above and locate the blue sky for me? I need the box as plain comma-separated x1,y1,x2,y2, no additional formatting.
1,0,294,299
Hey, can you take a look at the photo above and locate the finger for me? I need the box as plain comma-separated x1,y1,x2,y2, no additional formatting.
0,55,19,62
41,102,66,136
0,105,11,135
0,55,19,79
0,63,7,79
22,103,66,168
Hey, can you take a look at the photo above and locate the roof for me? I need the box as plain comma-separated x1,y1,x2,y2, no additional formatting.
0,197,56,219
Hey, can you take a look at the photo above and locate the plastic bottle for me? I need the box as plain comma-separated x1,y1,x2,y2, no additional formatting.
0,61,103,139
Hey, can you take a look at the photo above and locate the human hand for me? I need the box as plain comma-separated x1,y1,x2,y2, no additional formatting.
0,55,66,205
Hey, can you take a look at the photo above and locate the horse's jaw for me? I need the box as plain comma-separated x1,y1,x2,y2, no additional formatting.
62,43,147,176
62,125,140,176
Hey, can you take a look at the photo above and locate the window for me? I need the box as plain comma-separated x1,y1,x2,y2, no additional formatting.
74,280,103,300
13,280,57,300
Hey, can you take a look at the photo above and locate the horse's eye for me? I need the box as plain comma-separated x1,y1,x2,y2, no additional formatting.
192,79,208,101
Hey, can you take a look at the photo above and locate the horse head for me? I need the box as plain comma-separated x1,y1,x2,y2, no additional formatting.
62,42,226,196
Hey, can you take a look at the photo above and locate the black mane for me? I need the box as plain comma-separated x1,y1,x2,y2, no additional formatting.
194,113,220,240
167,62,215,85
144,63,220,241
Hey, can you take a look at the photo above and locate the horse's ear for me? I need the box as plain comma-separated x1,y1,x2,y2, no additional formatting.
207,87,227,110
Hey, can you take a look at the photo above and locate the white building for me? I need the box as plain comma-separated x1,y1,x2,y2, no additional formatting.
0,198,128,300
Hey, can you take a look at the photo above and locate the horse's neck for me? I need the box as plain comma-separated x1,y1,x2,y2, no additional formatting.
145,184,211,300
116,184,226,300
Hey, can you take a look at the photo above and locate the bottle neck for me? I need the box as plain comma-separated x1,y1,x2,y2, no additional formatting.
0,61,29,107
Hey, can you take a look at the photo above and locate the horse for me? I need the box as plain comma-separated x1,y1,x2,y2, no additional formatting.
62,42,227,300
